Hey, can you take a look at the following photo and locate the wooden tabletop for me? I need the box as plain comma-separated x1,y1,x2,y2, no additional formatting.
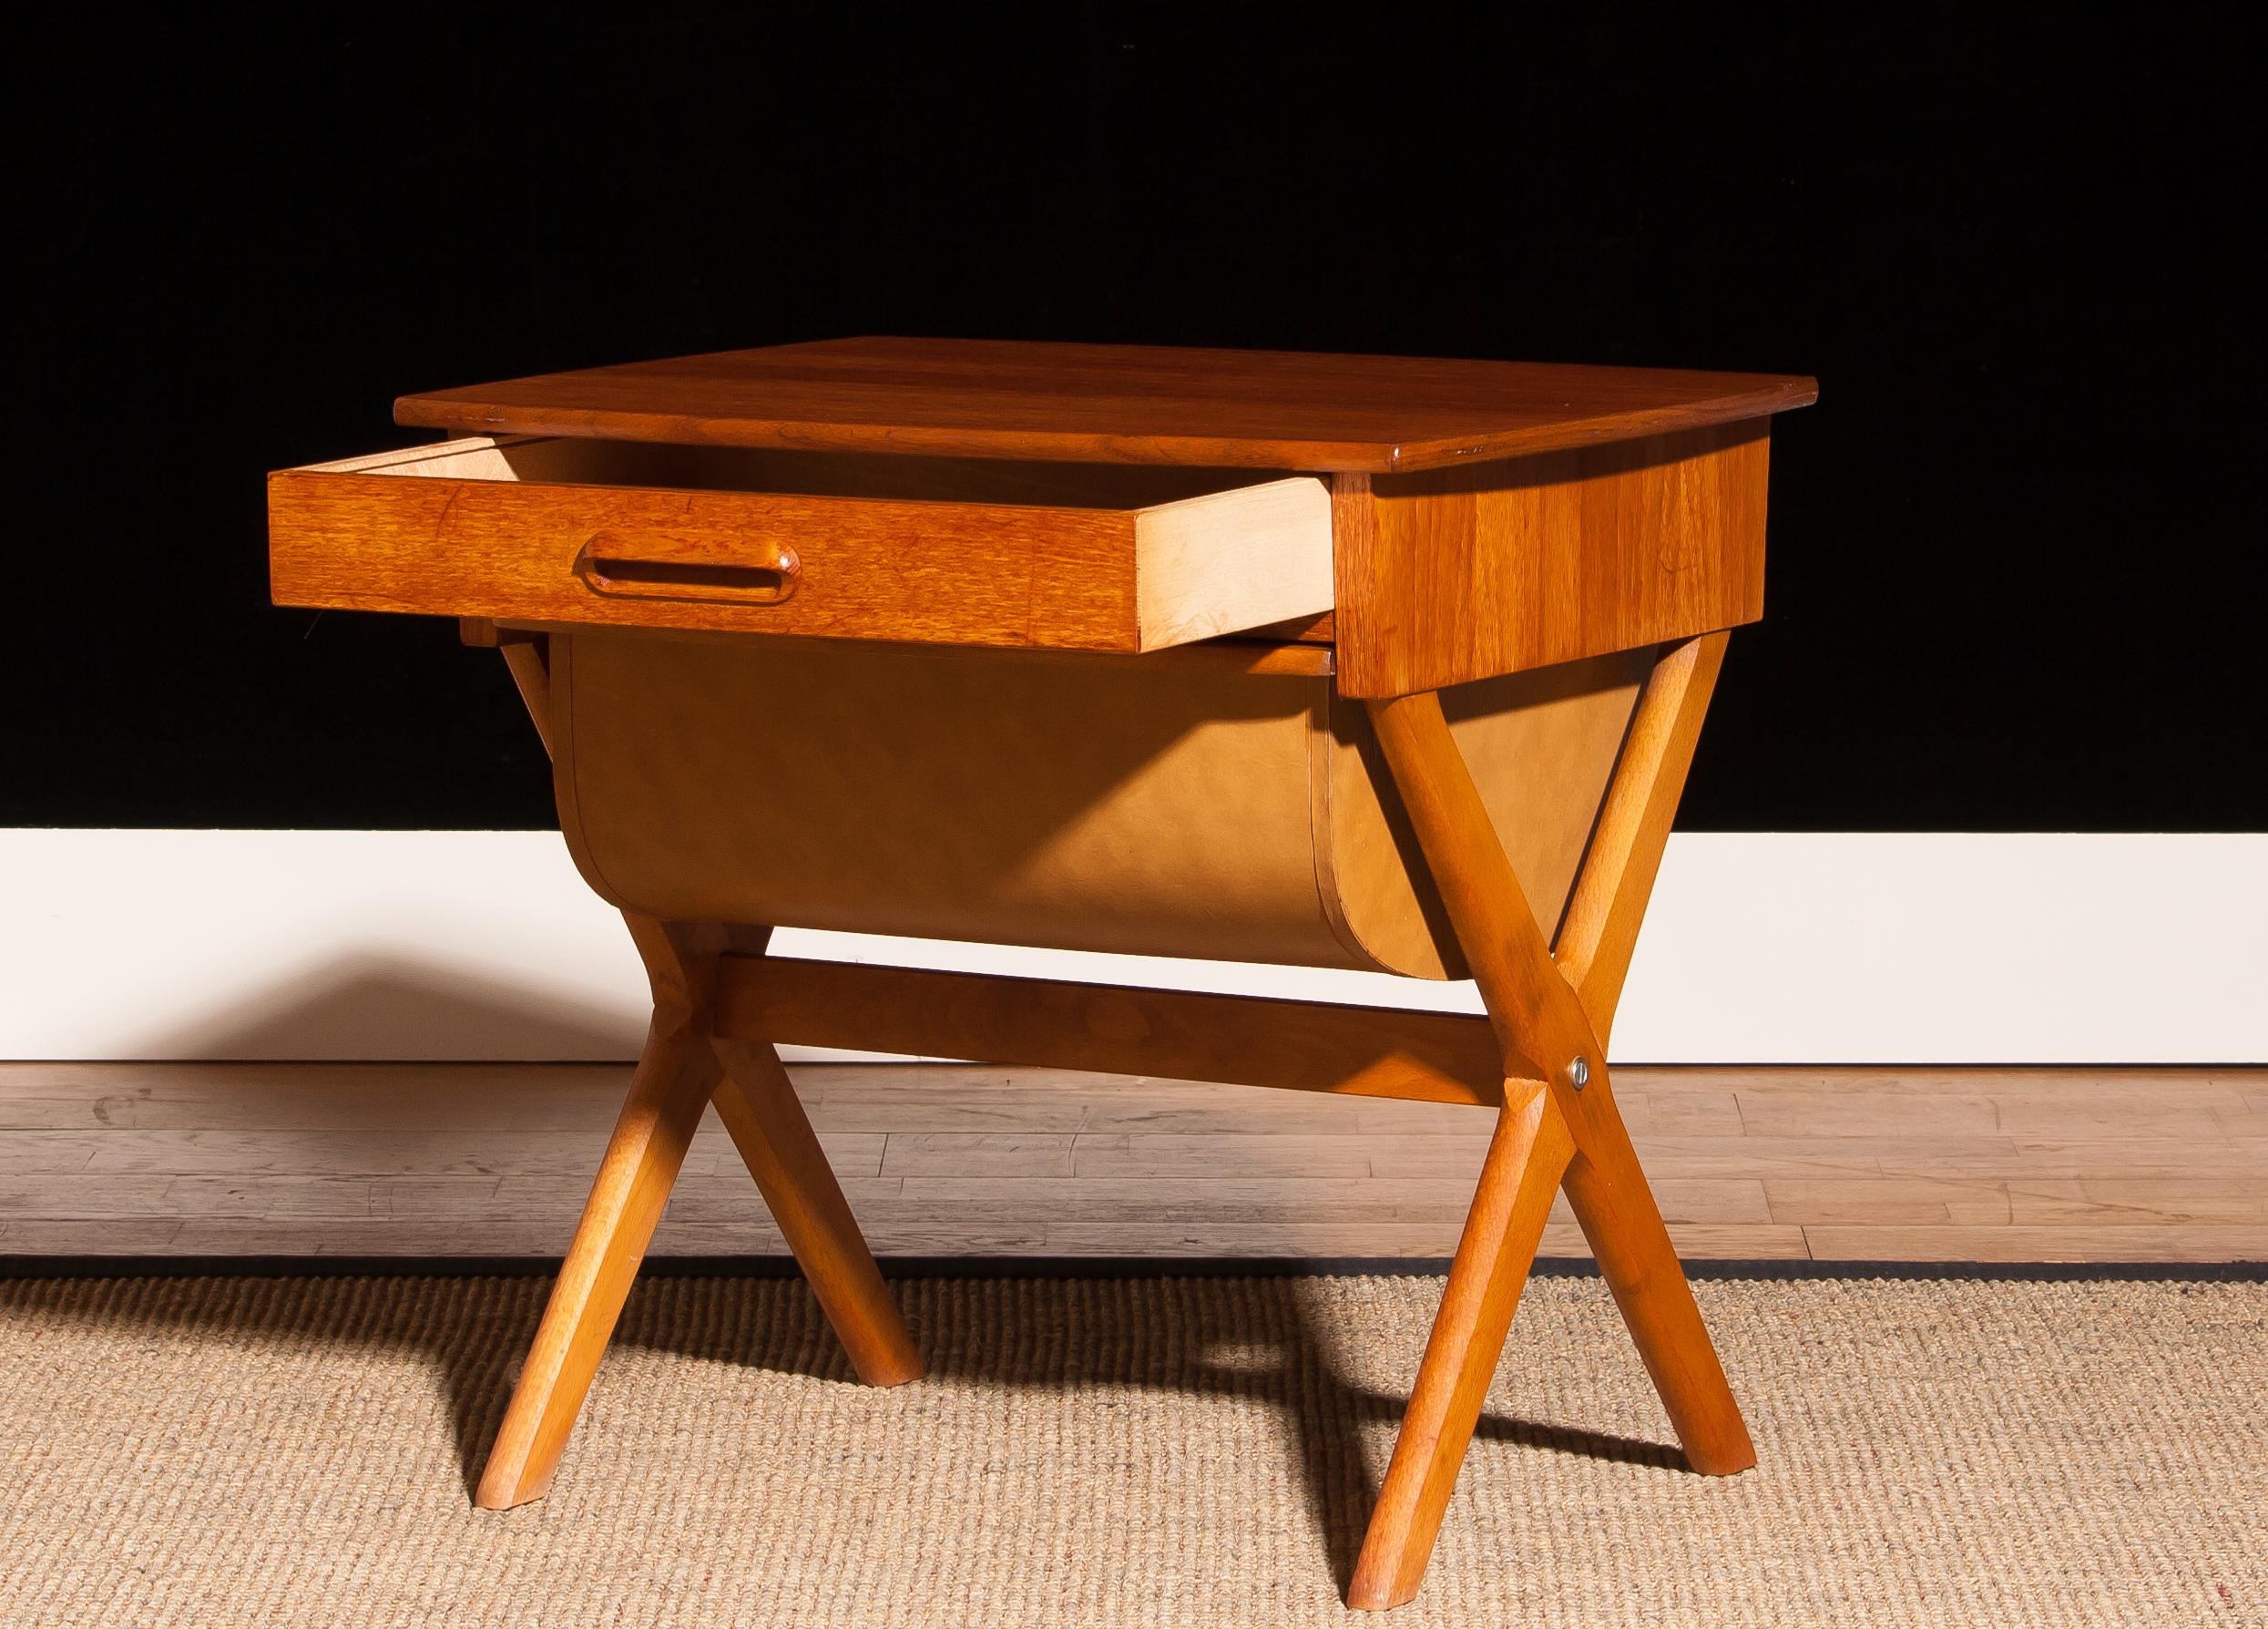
395,337,1816,473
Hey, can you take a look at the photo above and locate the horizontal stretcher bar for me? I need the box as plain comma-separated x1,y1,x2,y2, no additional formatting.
711,956,1514,1107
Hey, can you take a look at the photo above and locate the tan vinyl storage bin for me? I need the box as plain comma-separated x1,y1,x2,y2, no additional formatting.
549,630,1654,978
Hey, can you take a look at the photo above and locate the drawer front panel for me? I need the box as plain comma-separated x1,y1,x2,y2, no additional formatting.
271,467,1143,650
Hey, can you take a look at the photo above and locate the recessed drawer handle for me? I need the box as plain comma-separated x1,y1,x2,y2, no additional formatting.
572,534,802,606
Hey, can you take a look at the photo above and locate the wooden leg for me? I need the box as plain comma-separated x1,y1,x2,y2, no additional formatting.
1560,1100,1754,1475
476,1006,719,1509
1555,633,1728,1040
1360,679,1755,1603
1550,635,1754,1472
710,1039,924,1387
1348,1083,1575,1611
475,639,919,1411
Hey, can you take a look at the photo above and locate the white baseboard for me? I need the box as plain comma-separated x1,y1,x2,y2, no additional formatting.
3,830,2260,1063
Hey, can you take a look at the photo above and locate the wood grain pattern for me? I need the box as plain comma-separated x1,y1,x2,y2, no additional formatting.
393,336,1814,473
1363,692,1599,1090
475,640,919,1504
269,444,1329,651
1333,425,1770,696
710,1040,923,1387
1369,689,1754,1477
475,1004,719,1509
1347,1083,1575,1609
1558,1101,1757,1476
3,1063,2260,1262
1362,677,1755,1596
1554,633,1729,1035
713,957,1509,1107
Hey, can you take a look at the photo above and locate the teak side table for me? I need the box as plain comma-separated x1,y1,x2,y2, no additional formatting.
268,337,1816,1610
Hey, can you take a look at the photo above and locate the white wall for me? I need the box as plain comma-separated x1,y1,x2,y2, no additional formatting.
3,829,2261,1063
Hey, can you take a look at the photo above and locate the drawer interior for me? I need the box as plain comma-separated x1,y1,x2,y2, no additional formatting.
324,435,1294,510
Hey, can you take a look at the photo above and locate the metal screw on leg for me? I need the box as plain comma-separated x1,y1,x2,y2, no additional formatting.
1562,1056,1590,1091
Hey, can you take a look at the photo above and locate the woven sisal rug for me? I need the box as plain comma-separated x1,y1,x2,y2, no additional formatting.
1,1270,2260,1626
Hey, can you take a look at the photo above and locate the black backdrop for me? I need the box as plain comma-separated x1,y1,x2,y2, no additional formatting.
8,7,2260,831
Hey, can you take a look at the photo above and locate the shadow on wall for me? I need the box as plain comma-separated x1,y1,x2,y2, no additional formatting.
140,952,645,1062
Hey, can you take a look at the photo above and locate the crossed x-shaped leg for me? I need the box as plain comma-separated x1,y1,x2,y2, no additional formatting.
1347,635,1752,1606
469,628,1750,1611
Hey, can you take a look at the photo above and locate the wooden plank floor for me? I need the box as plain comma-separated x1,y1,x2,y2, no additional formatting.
2,1062,2263,1262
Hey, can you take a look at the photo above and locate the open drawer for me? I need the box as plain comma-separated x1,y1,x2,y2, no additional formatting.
269,436,1333,651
